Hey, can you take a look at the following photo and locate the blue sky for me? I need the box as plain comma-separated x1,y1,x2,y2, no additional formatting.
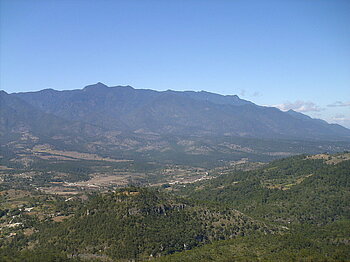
1,0,350,127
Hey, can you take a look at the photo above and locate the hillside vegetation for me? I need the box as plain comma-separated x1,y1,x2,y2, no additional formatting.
177,153,350,225
0,188,280,261
0,153,349,261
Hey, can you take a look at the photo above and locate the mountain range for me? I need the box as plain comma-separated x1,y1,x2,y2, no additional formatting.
1,82,350,142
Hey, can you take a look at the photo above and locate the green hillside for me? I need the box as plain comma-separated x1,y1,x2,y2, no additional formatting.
156,220,350,262
0,188,279,261
157,153,350,261
176,153,350,226
0,153,349,261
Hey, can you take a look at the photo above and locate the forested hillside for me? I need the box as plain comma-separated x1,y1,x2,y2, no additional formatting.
157,153,350,261
0,153,349,261
0,188,279,261
176,153,350,225
156,220,350,261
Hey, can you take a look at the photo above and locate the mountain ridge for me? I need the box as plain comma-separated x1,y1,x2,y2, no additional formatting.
2,82,350,141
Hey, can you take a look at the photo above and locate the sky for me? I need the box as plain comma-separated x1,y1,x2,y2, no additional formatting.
1,0,350,127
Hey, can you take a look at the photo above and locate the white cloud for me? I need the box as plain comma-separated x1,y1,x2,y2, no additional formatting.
327,101,350,107
273,100,322,113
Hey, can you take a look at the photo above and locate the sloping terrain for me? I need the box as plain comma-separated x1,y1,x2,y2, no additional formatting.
156,220,350,262
9,82,350,140
177,153,350,225
0,154,349,261
2,84,350,170
0,188,281,261
156,153,350,261
0,90,104,143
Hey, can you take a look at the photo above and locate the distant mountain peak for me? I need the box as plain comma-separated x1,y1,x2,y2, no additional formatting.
84,82,108,90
